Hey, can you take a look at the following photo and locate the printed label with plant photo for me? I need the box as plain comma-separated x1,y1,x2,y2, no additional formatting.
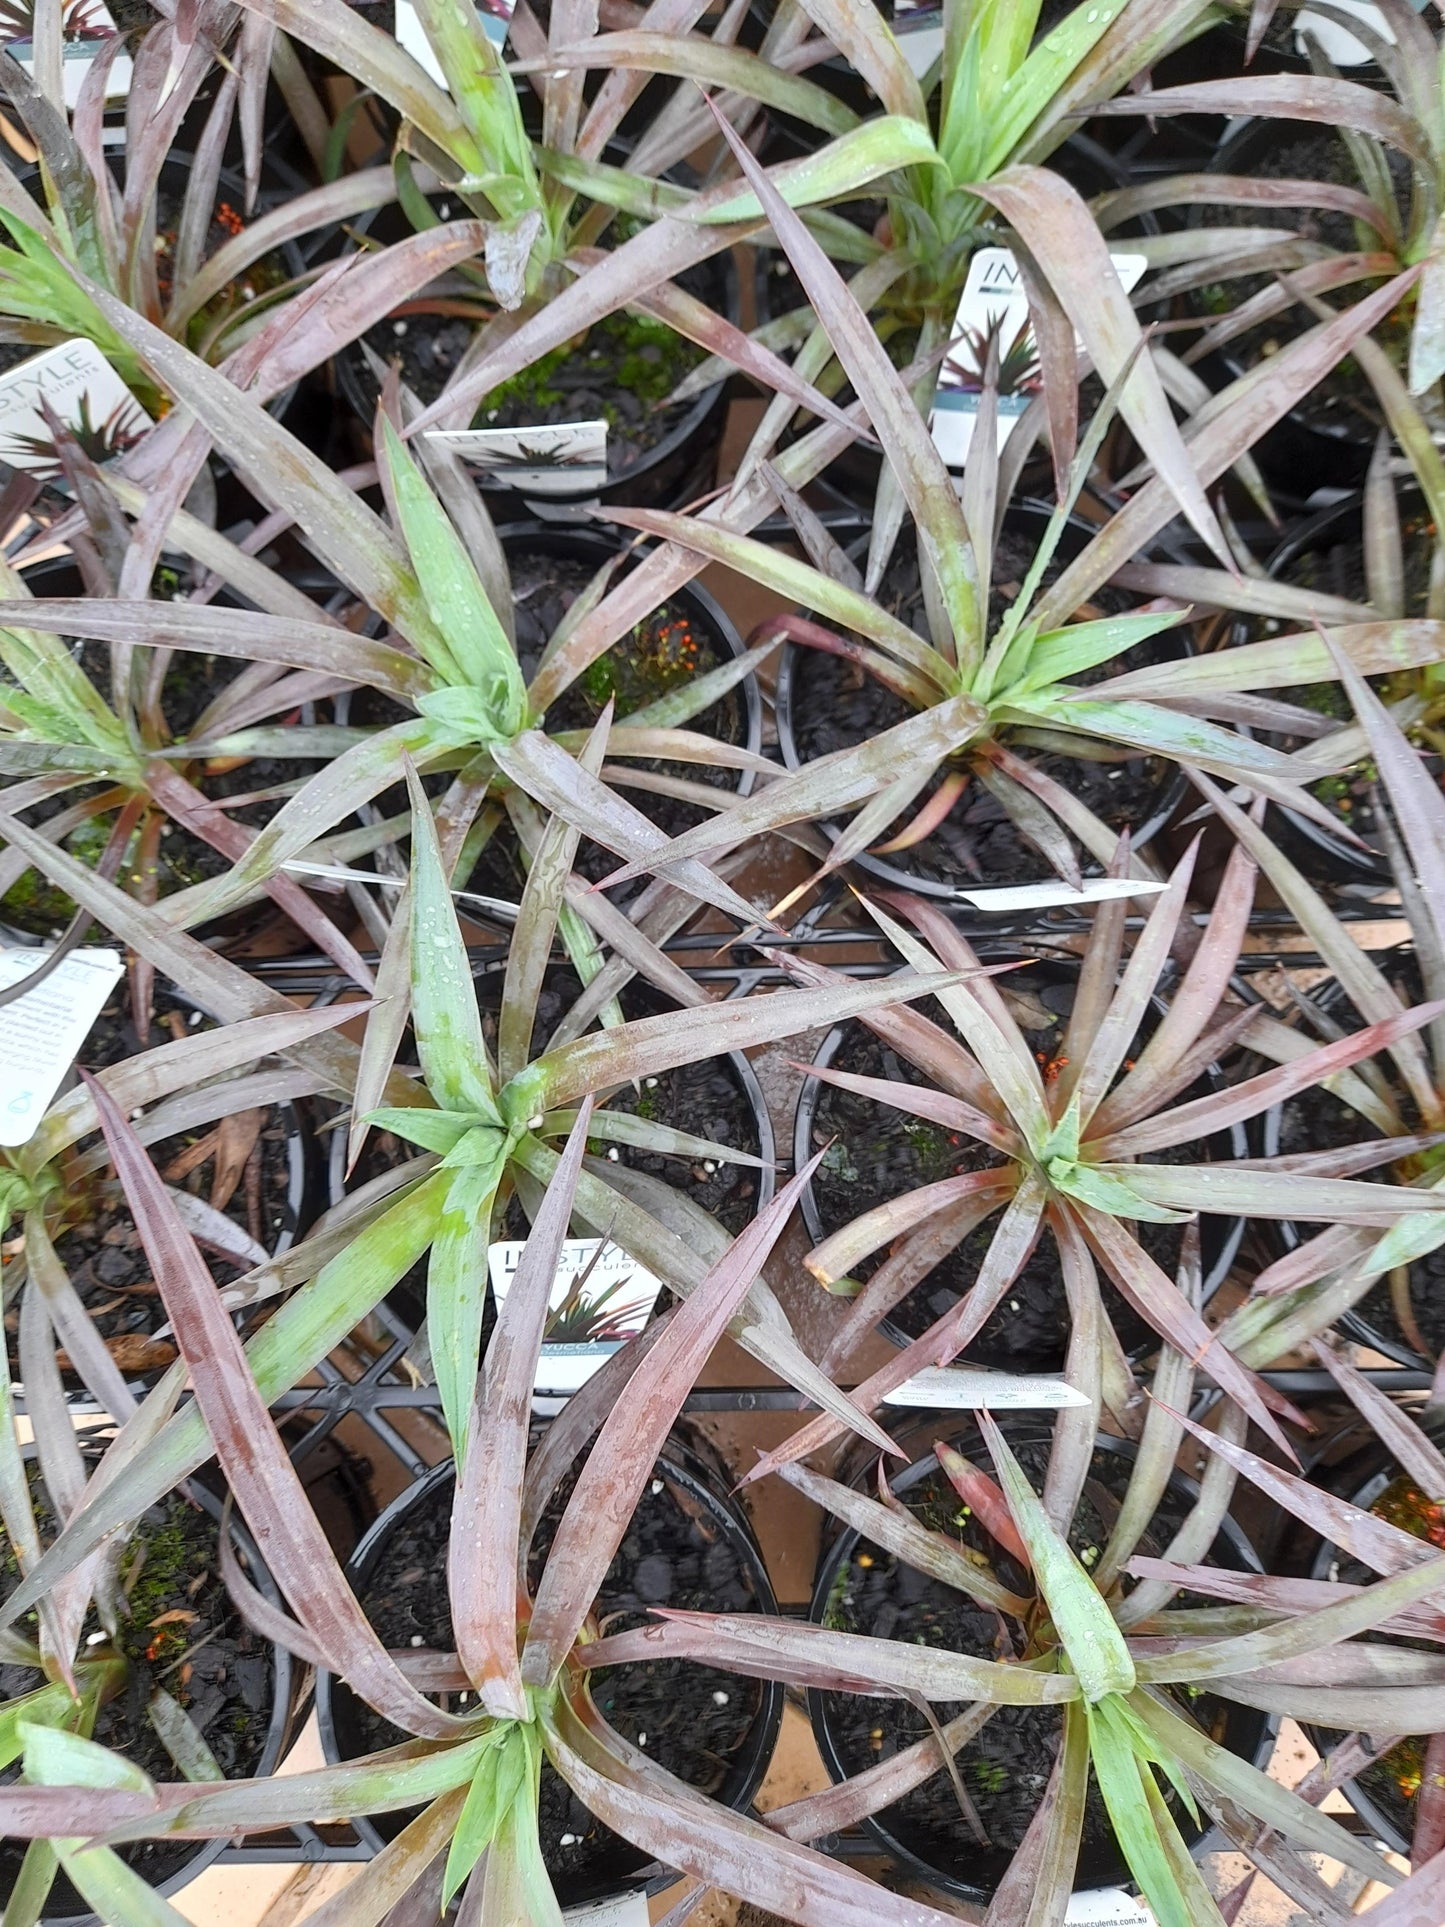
932,246,1146,467
486,1235,664,1396
0,0,133,104
0,338,151,479
425,419,608,498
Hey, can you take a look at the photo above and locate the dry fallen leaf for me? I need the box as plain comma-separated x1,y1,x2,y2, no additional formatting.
57,1333,178,1373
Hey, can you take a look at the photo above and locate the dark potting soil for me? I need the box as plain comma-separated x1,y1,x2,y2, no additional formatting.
786,531,1173,887
491,968,766,1238
345,1454,768,1889
466,547,746,895
4,988,301,1383
338,964,764,1338
818,1437,1230,1888
0,1474,276,1914
0,622,315,937
1191,129,1414,437
355,242,721,480
808,980,1227,1367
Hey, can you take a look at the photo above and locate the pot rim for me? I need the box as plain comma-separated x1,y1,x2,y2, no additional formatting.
792,953,1249,1362
315,1439,784,1903
806,1420,1268,1901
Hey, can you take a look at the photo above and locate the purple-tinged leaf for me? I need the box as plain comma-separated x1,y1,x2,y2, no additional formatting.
1098,998,1445,1159
977,166,1229,566
520,1153,824,1685
1076,1212,1297,1460
533,966,989,1113
1169,1406,1435,1579
1310,1335,1445,1501
806,1168,1016,1288
1035,267,1423,629
587,1610,1076,1702
545,1696,962,1927
451,1101,594,1718
741,1170,1050,1487
82,1072,465,1740
1087,72,1430,160
701,94,980,669
776,1459,1029,1616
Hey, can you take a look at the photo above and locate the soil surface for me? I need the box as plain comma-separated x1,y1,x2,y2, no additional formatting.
335,967,764,1337
491,967,767,1238
351,234,726,480
817,1434,1237,1891
467,546,747,897
785,529,1179,888
0,1471,277,1916
3,986,303,1386
806,975,1234,1368
342,1449,770,1896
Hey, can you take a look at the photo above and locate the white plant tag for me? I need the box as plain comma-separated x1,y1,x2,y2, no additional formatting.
487,1235,665,1397
1295,0,1397,65
956,878,1169,913
426,420,608,497
0,339,150,478
894,0,943,78
396,0,515,86
932,246,1147,468
1066,1889,1155,1926
0,948,123,1148
1,0,133,107
562,1894,650,1927
883,1368,1091,1411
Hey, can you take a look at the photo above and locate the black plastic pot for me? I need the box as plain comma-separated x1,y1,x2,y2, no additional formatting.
497,519,765,784
807,1419,1268,1903
1,1479,296,1925
316,1439,784,1907
327,953,776,1335
331,200,740,514
772,504,1192,904
329,520,764,905
794,954,1249,1370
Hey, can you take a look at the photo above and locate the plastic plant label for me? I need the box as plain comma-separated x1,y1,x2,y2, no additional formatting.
932,247,1147,469
956,878,1169,913
0,339,151,478
893,0,943,77
396,0,516,84
1065,1889,1155,1926
486,1235,665,1397
0,948,123,1148
1294,0,1415,65
1,0,133,107
562,1895,650,1927
426,420,608,497
883,1368,1091,1411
